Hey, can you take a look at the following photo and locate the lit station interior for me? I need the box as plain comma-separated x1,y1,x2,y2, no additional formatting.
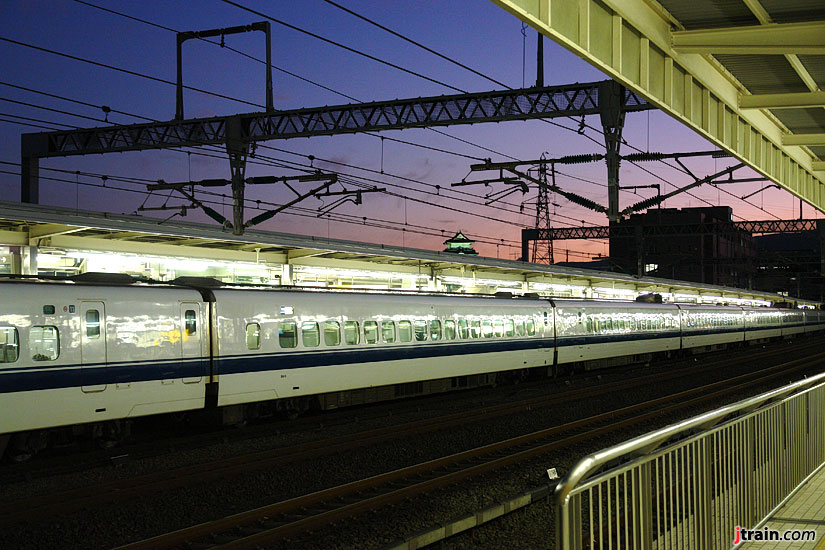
0,200,794,308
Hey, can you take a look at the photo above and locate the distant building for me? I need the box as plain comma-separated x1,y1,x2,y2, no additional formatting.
443,231,478,255
609,206,756,288
753,230,825,302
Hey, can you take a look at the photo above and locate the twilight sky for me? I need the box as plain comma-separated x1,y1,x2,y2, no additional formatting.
0,0,817,260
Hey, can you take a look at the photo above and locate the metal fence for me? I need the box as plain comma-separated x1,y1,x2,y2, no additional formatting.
554,372,825,549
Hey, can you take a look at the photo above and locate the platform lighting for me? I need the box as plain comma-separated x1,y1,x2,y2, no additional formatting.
295,265,426,282
63,250,269,274
474,278,523,288
440,276,519,288
296,281,327,288
593,287,636,298
529,282,586,293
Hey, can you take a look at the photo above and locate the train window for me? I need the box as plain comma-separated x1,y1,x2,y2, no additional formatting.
482,320,493,338
515,320,525,337
301,322,320,347
43,305,55,315
279,322,297,348
470,320,481,339
586,317,593,333
185,309,197,335
430,320,442,341
246,323,261,350
414,320,428,341
344,321,360,345
0,327,19,363
86,309,101,339
458,319,469,339
492,320,504,338
398,320,412,342
382,321,396,343
324,321,341,346
505,319,515,337
526,318,535,336
30,326,59,361
364,321,379,344
444,320,456,340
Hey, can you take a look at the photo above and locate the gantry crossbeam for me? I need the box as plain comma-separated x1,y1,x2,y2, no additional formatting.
523,219,821,242
21,81,651,159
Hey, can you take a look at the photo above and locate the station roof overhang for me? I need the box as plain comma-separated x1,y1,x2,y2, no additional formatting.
0,200,804,305
491,0,825,209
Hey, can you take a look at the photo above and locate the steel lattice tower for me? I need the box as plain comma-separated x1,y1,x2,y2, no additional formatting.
531,162,554,264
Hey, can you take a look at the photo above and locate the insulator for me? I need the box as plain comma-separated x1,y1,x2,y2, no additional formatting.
629,196,661,211
557,154,604,164
563,192,607,213
623,152,666,162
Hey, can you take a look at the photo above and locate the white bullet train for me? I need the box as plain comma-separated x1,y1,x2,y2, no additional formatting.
0,274,822,459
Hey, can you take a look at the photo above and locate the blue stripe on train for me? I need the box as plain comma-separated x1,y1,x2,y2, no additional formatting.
0,359,206,394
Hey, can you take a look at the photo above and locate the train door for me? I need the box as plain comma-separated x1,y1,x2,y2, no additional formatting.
180,303,203,384
80,301,107,393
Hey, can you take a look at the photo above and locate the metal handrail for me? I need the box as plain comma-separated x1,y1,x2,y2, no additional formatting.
554,370,825,549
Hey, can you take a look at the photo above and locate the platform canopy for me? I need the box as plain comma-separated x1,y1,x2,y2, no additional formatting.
0,200,806,307
491,0,825,209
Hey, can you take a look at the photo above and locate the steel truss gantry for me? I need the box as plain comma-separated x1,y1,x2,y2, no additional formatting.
20,80,651,193
21,81,651,160
522,218,822,256
19,79,653,235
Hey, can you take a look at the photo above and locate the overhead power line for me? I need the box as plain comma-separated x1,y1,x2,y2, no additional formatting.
218,0,468,94
321,0,510,90
0,36,263,110
1,162,593,256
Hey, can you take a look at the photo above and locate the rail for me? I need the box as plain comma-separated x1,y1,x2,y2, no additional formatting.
554,370,825,549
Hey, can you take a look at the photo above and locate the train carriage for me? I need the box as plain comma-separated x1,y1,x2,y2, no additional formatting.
803,309,825,334
743,307,783,342
552,300,681,368
212,289,554,413
677,304,745,349
781,310,806,337
0,278,208,438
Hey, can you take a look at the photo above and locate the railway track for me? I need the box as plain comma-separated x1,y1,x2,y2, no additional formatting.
1,337,819,530
110,349,825,549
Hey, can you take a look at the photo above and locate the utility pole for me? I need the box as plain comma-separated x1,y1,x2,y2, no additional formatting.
536,31,544,88
599,80,626,224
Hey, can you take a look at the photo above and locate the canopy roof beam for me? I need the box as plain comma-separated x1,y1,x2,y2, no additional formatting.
740,91,825,110
783,134,825,147
671,21,825,55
